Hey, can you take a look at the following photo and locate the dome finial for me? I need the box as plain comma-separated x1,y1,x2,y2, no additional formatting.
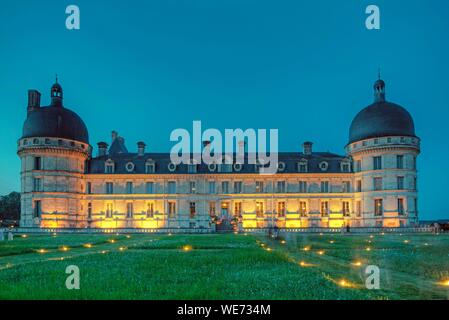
378,67,381,80
55,73,58,84
51,76,63,107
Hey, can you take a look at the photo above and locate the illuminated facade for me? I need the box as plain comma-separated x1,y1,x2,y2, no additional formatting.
18,78,420,230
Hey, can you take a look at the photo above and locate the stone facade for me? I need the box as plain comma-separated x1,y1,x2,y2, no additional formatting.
18,78,420,230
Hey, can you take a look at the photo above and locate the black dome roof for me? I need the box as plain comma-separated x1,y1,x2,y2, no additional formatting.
22,81,89,143
22,106,89,143
348,79,416,144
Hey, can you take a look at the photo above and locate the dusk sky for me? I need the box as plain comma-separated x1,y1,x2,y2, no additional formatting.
0,0,448,220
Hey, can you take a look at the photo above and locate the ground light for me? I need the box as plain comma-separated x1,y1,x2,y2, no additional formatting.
118,247,127,252
60,246,69,252
37,249,47,254
280,240,286,244
182,245,193,252
317,250,325,255
352,261,362,267
338,279,355,288
329,240,335,244
21,234,27,238
299,261,314,267
404,240,410,244
109,239,116,243
437,279,449,287
303,246,311,251
83,243,92,248
365,247,372,251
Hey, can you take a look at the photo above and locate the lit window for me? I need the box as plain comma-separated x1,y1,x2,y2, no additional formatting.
398,199,405,215
256,202,264,217
234,202,242,217
356,201,362,217
320,201,329,216
209,202,216,217
277,202,286,217
126,203,134,218
299,201,307,216
106,203,113,218
168,202,176,218
146,203,154,218
342,202,350,216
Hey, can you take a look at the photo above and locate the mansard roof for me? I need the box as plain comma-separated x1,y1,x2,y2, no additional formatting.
87,152,350,174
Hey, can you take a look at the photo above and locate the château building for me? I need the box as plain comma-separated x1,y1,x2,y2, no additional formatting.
17,77,420,230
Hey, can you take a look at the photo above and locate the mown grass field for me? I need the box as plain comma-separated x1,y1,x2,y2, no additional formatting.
0,232,448,300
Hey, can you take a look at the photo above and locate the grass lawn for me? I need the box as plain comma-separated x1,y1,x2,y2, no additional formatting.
0,232,448,299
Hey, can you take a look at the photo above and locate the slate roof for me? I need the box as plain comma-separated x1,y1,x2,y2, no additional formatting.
87,152,351,174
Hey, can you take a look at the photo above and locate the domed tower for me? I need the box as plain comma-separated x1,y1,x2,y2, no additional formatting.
17,79,91,228
346,78,420,228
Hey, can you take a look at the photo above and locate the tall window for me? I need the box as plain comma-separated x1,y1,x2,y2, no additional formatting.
189,181,196,194
397,176,404,190
373,177,383,191
167,181,176,194
342,201,350,216
356,201,362,217
105,182,113,194
234,202,242,217
34,157,42,170
255,181,264,193
277,202,286,217
412,156,417,170
33,178,42,192
146,203,154,218
277,181,286,193
396,155,404,169
256,202,264,217
34,200,41,218
146,182,154,194
126,182,133,194
355,160,362,172
126,203,133,218
398,198,405,215
342,181,350,193
208,181,215,194
373,156,382,170
234,181,242,194
87,202,92,219
222,181,229,194
299,201,307,216
374,199,383,216
209,202,216,217
320,181,329,193
320,201,329,216
356,180,362,192
299,181,307,193
189,202,196,218
106,203,113,218
87,182,92,194
168,202,176,218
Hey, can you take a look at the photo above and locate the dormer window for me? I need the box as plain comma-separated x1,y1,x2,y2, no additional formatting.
145,160,155,173
297,160,308,173
341,160,351,173
187,161,198,173
219,156,232,173
105,159,115,174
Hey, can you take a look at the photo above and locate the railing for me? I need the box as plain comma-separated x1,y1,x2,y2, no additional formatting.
243,226,437,234
9,226,215,234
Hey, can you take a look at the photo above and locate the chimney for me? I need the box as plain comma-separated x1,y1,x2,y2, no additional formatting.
97,142,108,157
303,141,313,156
137,141,146,156
27,90,41,113
111,131,118,142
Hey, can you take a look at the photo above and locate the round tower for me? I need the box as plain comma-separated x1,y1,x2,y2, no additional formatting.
17,79,91,228
346,78,420,228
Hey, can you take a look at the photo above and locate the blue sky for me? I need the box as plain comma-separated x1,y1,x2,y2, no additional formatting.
0,0,448,219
